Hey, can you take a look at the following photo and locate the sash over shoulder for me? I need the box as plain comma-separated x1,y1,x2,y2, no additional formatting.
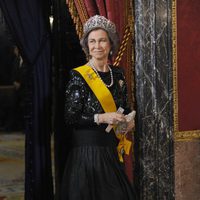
74,65,117,112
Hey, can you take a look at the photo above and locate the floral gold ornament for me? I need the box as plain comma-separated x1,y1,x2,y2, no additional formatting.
86,70,96,80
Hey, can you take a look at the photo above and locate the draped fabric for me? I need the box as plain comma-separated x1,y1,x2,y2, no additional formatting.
66,0,134,182
0,1,54,199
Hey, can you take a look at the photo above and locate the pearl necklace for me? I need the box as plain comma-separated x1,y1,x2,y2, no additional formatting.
89,60,114,88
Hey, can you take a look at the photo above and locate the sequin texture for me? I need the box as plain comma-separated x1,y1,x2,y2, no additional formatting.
65,66,130,128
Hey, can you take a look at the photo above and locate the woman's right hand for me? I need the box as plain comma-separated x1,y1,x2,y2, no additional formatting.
98,112,126,125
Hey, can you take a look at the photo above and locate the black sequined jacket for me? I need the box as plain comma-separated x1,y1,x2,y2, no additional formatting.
64,66,130,130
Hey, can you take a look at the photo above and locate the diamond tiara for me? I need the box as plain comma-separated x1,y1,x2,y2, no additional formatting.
83,15,117,35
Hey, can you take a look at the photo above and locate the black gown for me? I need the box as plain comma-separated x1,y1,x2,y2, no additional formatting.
61,66,137,200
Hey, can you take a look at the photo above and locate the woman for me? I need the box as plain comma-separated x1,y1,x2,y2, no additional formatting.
61,15,137,200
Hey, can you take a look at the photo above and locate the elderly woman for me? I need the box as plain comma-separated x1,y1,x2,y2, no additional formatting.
61,15,137,200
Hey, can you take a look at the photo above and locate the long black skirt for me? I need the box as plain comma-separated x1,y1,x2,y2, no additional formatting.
61,130,137,200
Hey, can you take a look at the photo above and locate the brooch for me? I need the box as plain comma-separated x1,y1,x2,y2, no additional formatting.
119,80,124,88
86,71,96,80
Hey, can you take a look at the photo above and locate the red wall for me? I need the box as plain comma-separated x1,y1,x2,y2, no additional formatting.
177,0,200,131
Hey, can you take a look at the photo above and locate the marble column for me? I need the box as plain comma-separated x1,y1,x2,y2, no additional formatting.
134,0,174,199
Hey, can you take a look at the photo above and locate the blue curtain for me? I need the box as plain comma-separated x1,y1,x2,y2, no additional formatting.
0,1,54,199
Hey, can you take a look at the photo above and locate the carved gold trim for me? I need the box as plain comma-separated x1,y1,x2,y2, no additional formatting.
172,0,178,132
175,130,200,141
172,0,200,141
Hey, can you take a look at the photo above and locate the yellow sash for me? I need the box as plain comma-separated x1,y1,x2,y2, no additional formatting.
74,65,116,112
74,65,132,162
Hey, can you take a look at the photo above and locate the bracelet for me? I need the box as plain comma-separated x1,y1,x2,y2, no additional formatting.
94,114,100,125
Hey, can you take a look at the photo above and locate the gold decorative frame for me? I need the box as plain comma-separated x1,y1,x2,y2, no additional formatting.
172,0,200,141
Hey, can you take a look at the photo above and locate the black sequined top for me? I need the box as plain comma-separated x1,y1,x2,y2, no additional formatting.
65,65,130,130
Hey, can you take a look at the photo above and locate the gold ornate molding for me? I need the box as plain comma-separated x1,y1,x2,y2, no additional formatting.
175,130,200,141
172,0,200,141
172,0,178,132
